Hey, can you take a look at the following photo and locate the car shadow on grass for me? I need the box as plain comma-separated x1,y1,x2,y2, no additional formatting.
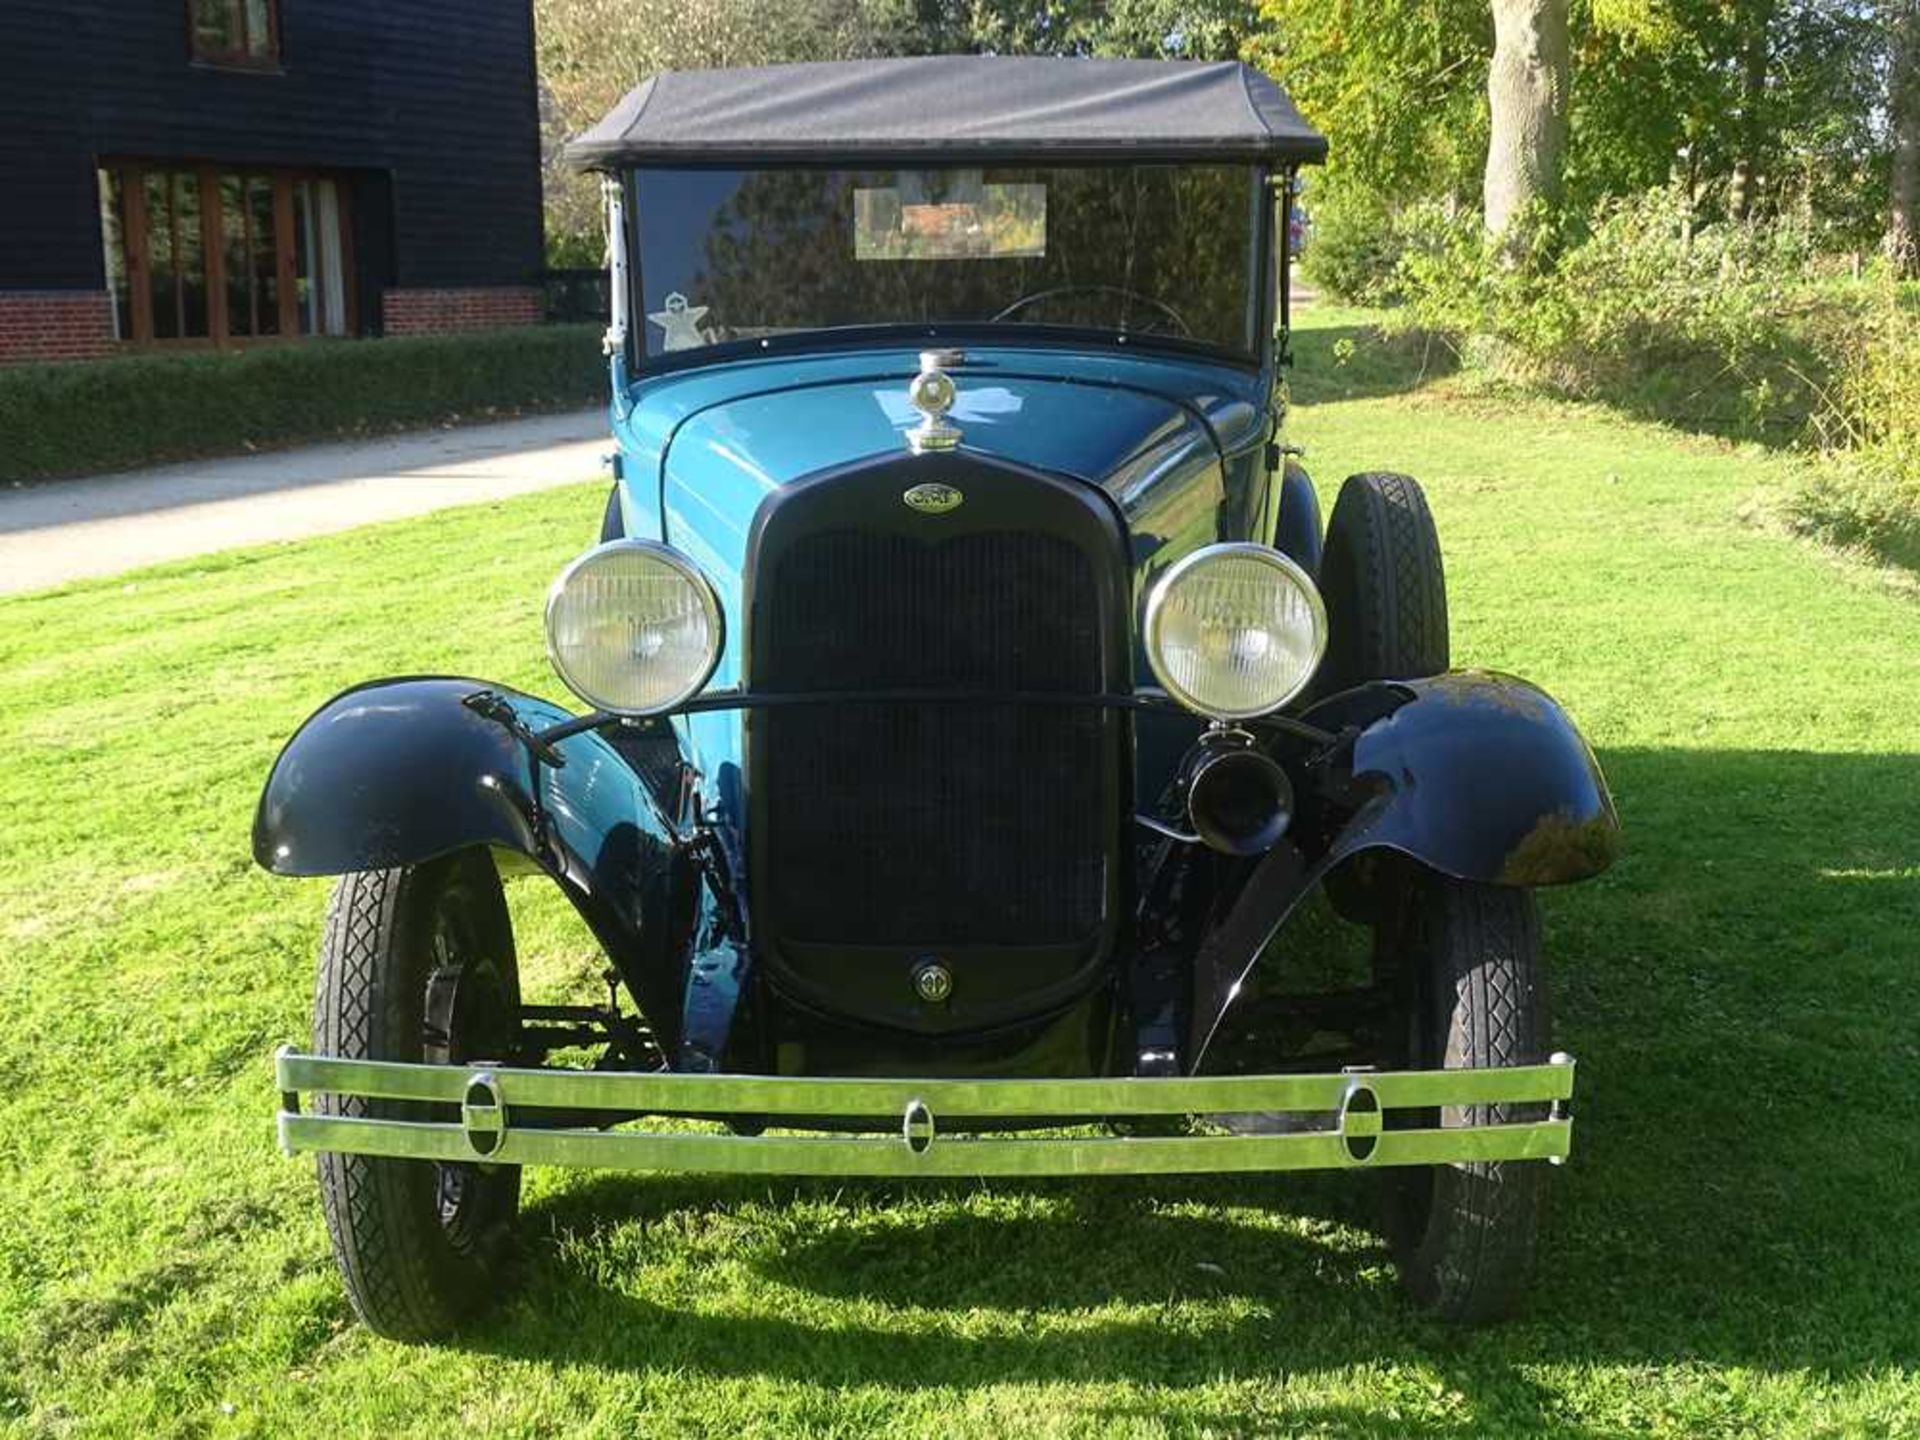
455,747,1915,1422
479,1175,1620,1435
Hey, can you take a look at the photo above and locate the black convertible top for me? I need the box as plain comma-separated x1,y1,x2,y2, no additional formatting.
567,56,1327,170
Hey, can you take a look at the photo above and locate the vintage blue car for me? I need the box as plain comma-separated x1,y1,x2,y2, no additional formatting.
258,56,1618,1340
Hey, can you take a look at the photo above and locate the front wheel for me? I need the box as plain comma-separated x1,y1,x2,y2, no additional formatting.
1383,874,1551,1325
312,849,522,1341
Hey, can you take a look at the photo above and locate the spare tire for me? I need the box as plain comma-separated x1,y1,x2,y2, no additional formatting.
1316,471,1448,691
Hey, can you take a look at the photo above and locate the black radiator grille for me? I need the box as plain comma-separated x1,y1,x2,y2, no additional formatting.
757,528,1109,947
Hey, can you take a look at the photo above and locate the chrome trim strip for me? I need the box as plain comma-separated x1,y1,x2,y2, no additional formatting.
601,175,628,358
274,1049,1575,1177
276,1050,1574,1116
278,1113,1570,1176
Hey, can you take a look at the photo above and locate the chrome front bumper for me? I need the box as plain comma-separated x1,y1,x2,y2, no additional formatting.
275,1049,1575,1177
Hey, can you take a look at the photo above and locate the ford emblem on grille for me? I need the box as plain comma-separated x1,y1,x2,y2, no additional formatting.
903,482,964,515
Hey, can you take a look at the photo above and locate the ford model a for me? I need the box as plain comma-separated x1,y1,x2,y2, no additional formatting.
257,58,1619,1340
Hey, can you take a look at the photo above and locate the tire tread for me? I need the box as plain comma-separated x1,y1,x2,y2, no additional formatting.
1396,879,1549,1325
312,857,517,1341
1320,471,1449,690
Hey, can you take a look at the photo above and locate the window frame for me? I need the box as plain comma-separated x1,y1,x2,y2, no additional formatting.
621,162,1274,375
99,160,356,348
186,0,282,70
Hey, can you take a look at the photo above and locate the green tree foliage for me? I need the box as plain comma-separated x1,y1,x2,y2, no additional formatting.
1250,0,1492,201
1568,0,1887,235
912,0,1260,57
1253,0,1913,559
536,0,925,255
1246,0,1492,297
1255,0,1893,262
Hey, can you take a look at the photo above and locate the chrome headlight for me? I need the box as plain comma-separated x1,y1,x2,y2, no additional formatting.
1142,543,1327,720
545,540,723,715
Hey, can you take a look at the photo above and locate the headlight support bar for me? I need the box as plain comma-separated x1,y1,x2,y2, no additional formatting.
527,687,1341,748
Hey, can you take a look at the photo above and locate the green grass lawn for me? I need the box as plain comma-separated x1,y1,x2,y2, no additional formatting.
1,312,1916,1437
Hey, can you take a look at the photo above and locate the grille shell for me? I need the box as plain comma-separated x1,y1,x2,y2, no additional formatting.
746,453,1129,1033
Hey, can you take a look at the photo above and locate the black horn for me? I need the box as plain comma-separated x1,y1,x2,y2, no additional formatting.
1181,730,1294,857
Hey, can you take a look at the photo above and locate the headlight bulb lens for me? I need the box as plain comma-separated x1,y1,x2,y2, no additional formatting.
545,540,723,715
1143,544,1327,720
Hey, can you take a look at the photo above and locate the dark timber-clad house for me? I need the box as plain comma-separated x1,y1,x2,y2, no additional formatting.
0,0,544,364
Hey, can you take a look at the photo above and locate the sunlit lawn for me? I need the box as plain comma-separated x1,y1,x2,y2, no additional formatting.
0,310,1914,1436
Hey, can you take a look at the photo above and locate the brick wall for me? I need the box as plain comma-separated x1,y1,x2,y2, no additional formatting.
0,291,117,365
382,286,542,336
0,286,544,362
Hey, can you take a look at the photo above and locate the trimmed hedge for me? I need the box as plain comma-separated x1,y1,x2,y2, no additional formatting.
0,324,605,484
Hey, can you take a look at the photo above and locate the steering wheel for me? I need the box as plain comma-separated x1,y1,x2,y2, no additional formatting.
990,284,1194,338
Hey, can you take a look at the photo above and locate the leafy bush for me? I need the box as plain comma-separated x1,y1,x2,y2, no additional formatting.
0,326,605,484
1387,186,1917,570
1299,182,1461,305
1299,184,1401,301
1784,460,1920,573
545,227,605,269
1783,288,1920,570
1390,187,1857,444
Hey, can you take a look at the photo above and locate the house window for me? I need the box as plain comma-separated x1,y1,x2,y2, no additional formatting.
190,0,279,66
98,163,354,344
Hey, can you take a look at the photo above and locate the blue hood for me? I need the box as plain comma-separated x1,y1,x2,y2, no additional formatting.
607,343,1268,773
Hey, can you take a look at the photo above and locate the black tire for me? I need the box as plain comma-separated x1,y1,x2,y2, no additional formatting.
312,849,522,1341
598,482,625,543
1385,875,1550,1325
1317,471,1448,693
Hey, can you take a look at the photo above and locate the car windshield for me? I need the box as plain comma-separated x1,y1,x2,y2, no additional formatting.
631,164,1263,362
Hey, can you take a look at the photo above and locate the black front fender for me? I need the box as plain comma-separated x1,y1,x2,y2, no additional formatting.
1307,670,1620,886
253,677,696,1050
1189,671,1617,1068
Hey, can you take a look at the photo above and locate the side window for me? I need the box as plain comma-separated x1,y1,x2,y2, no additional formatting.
190,0,280,67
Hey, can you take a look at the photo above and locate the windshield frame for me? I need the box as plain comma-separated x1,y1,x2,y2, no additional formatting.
617,162,1278,377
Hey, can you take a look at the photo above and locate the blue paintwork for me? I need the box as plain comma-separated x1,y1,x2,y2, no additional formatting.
605,340,1275,808
252,336,1622,1080
253,319,1622,1042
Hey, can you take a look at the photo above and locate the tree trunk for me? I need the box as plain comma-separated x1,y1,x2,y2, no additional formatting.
1890,1,1920,276
1726,2,1773,222
1484,0,1571,244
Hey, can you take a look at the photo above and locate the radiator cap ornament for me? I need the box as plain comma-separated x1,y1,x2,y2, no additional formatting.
905,351,962,455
